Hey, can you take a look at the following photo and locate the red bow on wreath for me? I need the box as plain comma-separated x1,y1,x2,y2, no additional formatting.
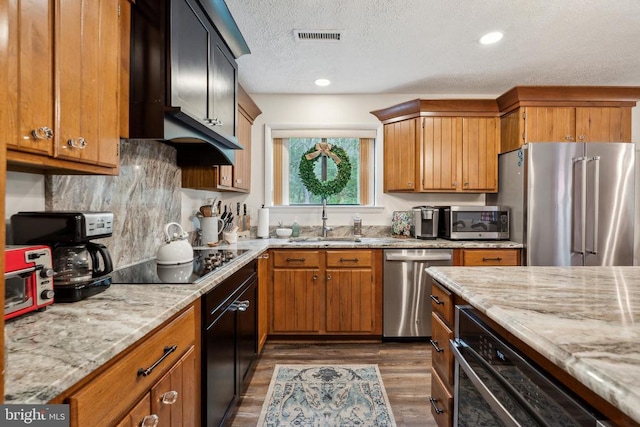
304,142,342,164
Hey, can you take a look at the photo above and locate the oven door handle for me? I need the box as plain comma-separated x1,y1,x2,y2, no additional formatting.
450,339,522,427
5,265,39,279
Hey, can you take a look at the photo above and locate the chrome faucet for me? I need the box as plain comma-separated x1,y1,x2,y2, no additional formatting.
321,199,333,237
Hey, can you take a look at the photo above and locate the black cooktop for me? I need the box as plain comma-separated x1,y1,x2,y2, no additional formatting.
110,248,249,284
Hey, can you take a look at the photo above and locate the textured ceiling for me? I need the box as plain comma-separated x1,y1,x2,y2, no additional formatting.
224,0,640,95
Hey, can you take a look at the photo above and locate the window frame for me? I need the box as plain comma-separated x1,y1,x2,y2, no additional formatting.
264,124,383,210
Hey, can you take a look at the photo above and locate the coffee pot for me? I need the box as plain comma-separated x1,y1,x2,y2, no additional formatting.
53,243,114,286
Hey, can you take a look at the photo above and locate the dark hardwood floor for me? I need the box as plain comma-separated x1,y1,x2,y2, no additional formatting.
225,340,438,427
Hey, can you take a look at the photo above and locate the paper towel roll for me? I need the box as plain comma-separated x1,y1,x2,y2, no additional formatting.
257,207,269,238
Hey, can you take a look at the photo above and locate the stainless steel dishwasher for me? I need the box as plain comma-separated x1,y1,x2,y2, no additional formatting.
383,249,453,339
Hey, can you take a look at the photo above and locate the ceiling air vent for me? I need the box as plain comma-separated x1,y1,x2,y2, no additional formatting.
293,30,343,43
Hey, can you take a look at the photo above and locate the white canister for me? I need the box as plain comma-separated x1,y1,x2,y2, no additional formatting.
200,216,224,244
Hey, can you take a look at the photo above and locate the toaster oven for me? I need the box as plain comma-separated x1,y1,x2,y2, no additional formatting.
5,245,55,320
439,206,510,240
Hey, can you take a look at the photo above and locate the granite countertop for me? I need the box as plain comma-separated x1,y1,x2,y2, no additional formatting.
427,266,640,424
4,237,520,404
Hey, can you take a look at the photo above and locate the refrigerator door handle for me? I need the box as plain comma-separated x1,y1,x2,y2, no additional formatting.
587,156,600,255
573,157,587,255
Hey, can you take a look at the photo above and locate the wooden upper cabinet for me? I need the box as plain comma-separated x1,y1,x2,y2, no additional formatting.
6,0,55,157
382,118,418,191
422,117,461,191
5,0,123,175
497,86,640,153
57,0,120,168
461,117,498,192
372,99,499,193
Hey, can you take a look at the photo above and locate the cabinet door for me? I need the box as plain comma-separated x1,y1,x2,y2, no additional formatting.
383,119,417,191
461,117,498,192
57,0,119,167
524,107,576,142
151,346,197,427
325,269,375,333
233,112,252,191
257,254,269,352
271,269,322,333
6,0,55,156
422,117,462,191
115,393,152,427
211,33,238,141
575,107,632,142
170,0,210,122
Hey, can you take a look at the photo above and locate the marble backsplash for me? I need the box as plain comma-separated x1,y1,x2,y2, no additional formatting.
46,140,181,268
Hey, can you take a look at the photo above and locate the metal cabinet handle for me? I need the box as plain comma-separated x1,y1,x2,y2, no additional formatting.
141,414,159,427
452,181,457,187
67,137,87,149
578,134,586,141
339,258,359,263
161,390,179,405
564,135,574,141
286,257,306,262
326,274,332,280
429,397,444,415
137,345,177,377
32,126,53,140
482,257,503,262
430,295,444,305
430,339,444,353
407,181,413,187
312,275,318,280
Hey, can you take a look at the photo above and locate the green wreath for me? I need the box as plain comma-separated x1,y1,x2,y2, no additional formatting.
299,144,352,198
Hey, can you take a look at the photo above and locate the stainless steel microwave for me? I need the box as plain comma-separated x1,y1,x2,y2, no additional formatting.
438,206,509,240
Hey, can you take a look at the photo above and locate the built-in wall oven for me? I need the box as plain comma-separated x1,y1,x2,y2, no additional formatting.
451,306,610,426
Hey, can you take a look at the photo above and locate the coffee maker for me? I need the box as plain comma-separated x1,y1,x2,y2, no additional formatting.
412,206,439,239
11,211,114,302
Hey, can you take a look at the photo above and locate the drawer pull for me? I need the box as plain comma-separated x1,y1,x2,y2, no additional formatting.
230,300,250,312
286,257,306,262
137,345,177,377
161,390,179,405
482,257,503,262
339,257,359,263
430,295,444,305
141,414,159,427
429,397,444,415
430,339,444,353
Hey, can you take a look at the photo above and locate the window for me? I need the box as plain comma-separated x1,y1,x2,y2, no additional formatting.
270,132,375,206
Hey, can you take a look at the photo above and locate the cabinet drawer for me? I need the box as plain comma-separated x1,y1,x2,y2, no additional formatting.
459,249,520,266
326,250,372,267
431,313,454,389
431,281,454,326
430,368,453,427
68,306,196,426
272,250,320,268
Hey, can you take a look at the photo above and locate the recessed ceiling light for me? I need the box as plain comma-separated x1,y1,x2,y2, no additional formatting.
479,31,503,45
315,78,331,87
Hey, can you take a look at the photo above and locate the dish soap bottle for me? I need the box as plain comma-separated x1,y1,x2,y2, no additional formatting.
292,217,300,237
353,213,362,237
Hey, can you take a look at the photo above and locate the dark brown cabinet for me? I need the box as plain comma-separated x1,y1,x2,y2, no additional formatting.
129,0,241,160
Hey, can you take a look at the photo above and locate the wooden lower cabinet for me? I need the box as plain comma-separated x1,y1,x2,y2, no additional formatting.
454,248,521,266
269,249,382,336
60,303,200,426
430,280,456,427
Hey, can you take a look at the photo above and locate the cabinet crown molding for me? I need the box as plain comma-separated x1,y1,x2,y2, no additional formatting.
497,86,640,115
371,98,499,124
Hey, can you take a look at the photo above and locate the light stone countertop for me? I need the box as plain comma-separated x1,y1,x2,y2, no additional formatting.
4,237,520,404
427,266,640,424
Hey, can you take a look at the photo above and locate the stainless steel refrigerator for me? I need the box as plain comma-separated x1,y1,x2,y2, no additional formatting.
487,142,635,266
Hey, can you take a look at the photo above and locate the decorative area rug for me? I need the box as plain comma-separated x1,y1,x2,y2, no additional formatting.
257,364,397,426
